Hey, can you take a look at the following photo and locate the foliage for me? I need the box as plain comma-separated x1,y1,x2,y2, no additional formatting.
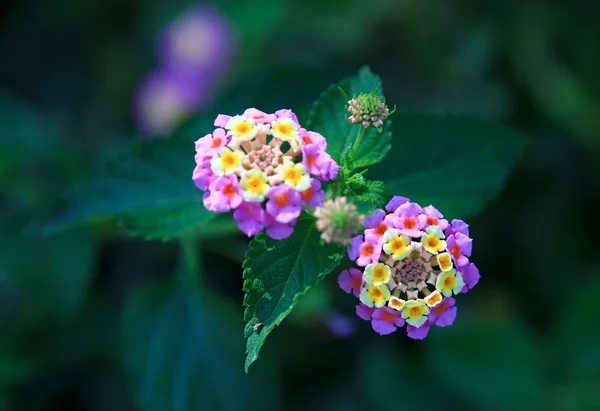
2,0,599,409
123,275,280,411
308,67,392,169
242,217,344,371
369,111,529,218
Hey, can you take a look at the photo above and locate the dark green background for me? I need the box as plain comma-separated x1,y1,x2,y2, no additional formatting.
1,0,600,410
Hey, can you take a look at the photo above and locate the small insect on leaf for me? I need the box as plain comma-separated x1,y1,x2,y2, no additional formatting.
253,323,263,333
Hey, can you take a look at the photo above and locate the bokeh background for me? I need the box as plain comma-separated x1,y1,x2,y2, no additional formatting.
2,0,600,410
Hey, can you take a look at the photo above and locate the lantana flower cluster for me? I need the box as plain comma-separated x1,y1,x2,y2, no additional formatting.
193,108,340,240
338,196,480,338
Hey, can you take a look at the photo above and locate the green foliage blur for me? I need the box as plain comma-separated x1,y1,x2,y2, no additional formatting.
1,0,600,410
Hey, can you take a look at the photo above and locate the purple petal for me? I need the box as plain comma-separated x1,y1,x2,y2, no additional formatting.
371,319,397,335
356,304,374,321
274,204,301,224
455,232,473,256
435,306,457,327
456,255,470,267
337,270,353,294
447,219,469,237
423,205,443,218
395,202,423,217
461,263,480,290
237,219,264,237
275,109,299,124
308,189,326,209
266,222,294,240
203,190,230,212
347,235,363,261
400,227,423,238
229,194,243,209
386,196,410,212
192,164,212,190
364,209,385,228
407,324,431,340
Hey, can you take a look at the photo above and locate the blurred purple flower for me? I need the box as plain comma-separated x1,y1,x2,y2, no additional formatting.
133,68,211,137
158,4,236,78
324,312,356,338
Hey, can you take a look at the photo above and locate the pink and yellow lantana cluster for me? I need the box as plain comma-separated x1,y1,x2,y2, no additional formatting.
192,108,339,239
338,196,480,338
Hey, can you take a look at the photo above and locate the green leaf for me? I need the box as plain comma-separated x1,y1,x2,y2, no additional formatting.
357,341,440,409
425,316,543,410
118,202,214,241
357,180,391,207
34,135,216,240
369,112,529,218
556,270,600,381
0,92,58,173
308,66,392,169
344,173,391,215
1,229,95,320
354,181,391,215
123,278,280,411
242,217,343,372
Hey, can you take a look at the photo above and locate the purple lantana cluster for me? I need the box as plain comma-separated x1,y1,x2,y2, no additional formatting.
134,4,235,136
193,108,340,240
337,196,480,338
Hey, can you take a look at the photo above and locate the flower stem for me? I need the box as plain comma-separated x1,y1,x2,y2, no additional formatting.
351,126,367,159
180,235,204,290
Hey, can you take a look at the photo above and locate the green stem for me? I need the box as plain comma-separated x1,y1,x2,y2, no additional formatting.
351,126,367,158
180,235,204,290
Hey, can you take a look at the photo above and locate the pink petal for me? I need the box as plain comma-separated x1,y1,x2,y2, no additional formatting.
214,114,231,128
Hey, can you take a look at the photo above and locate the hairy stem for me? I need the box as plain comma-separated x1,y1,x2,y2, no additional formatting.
351,126,367,158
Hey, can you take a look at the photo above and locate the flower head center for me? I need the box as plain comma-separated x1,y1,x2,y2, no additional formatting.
274,193,290,208
374,223,387,236
248,177,264,193
450,244,462,259
443,276,454,288
433,302,448,316
222,183,237,198
286,169,299,182
381,311,396,323
244,143,283,174
223,153,236,166
409,306,421,317
403,217,416,230
428,236,440,248
373,266,386,281
332,210,350,228
277,123,293,136
361,244,374,257
301,187,314,202
234,123,250,134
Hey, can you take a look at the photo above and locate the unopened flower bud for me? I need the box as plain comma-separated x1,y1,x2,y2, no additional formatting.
314,197,365,245
346,92,391,129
